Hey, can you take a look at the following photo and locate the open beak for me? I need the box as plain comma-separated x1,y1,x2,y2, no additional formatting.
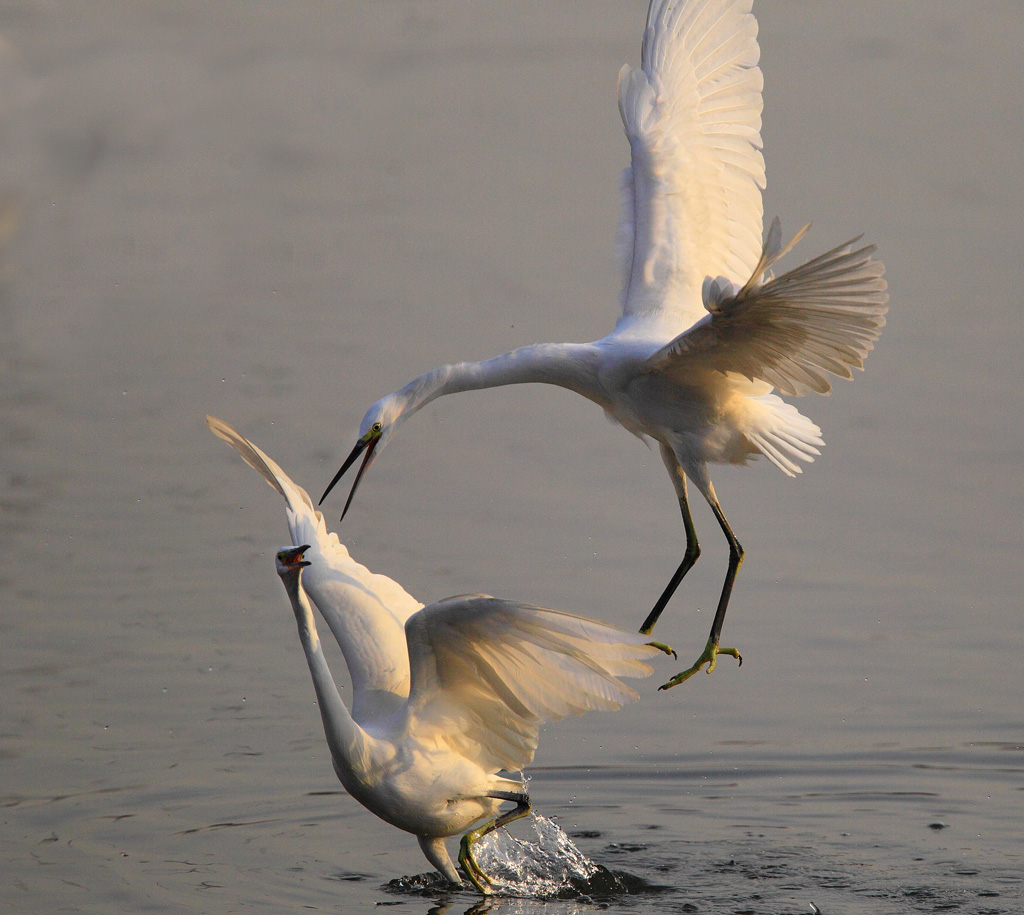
319,432,380,521
280,544,312,569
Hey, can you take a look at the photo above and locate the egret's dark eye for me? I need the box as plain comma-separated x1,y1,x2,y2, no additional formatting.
372,422,382,434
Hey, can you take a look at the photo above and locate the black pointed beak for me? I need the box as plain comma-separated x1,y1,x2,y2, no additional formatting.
319,434,380,522
320,439,365,505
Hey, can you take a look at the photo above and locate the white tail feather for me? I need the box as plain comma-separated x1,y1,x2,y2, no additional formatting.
743,393,824,477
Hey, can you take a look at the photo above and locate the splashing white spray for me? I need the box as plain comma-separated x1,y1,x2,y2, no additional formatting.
472,814,599,897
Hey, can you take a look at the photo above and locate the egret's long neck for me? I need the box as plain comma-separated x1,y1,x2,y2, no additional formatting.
396,343,602,420
281,572,373,783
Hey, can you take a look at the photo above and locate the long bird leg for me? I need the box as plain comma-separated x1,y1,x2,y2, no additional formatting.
640,445,702,637
458,792,532,894
660,476,743,690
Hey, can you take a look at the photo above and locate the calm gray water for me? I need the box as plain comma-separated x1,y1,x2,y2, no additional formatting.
2,2,1021,912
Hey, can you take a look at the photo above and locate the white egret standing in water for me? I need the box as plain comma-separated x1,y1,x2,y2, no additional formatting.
320,0,888,689
209,417,661,891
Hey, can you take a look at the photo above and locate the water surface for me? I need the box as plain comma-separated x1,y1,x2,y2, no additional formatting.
2,2,1021,912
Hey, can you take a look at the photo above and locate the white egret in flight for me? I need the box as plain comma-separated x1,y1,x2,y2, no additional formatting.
320,0,888,689
209,417,662,891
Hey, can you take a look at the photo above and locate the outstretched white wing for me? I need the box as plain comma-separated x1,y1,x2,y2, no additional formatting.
401,597,660,773
207,416,422,718
640,220,889,397
617,0,764,332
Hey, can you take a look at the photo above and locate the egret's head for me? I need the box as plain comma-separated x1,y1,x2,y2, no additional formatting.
275,544,311,580
319,395,403,520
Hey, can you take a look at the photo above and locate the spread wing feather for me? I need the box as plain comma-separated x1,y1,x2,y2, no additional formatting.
617,0,765,330
401,597,660,773
641,220,889,396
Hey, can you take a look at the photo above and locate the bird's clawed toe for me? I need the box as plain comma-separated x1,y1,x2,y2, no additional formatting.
458,835,494,895
657,638,742,690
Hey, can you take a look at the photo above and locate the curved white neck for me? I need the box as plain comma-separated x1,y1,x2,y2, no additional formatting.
395,342,602,420
281,572,373,784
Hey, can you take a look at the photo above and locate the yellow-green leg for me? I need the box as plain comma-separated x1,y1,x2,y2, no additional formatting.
458,793,531,894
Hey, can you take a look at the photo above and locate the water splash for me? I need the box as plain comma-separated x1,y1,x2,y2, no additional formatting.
471,814,598,897
386,815,658,901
